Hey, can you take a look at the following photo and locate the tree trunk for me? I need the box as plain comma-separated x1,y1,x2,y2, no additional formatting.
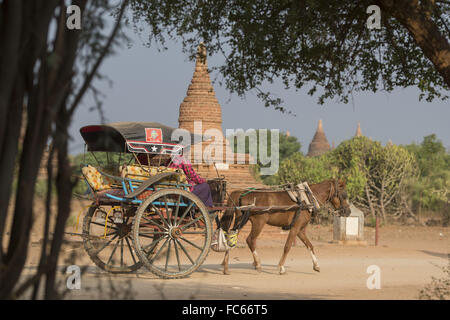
0,81,24,262
44,132,72,299
380,181,387,224
365,185,376,218
377,0,450,88
0,0,22,153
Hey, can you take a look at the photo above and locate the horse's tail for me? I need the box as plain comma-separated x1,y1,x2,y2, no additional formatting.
219,190,244,232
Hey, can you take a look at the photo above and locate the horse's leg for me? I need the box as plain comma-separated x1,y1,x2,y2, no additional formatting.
277,226,298,275
222,250,231,275
246,216,266,272
297,227,320,272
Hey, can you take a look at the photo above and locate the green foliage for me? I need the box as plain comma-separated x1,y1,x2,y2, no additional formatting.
278,134,302,161
227,130,301,160
227,131,301,184
331,137,417,219
404,135,450,218
130,0,449,110
244,132,446,223
277,152,336,185
330,136,381,199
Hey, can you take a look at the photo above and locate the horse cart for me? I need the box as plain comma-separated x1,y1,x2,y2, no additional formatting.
78,122,227,279
77,122,349,278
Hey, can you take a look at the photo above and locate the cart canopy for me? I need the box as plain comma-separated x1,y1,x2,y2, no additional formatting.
80,122,198,154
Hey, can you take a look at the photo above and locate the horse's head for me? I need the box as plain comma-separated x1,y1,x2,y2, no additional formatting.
207,178,227,206
328,179,351,216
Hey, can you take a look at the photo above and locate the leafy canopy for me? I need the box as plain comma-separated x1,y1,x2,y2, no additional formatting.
130,0,450,111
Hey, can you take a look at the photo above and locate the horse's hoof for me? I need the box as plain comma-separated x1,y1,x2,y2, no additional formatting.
255,266,262,273
313,265,320,272
223,270,230,275
279,266,286,275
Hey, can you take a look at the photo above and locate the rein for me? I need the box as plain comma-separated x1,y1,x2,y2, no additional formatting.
316,179,347,216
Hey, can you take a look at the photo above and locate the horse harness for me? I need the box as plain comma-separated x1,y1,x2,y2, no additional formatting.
232,182,321,231
316,179,348,215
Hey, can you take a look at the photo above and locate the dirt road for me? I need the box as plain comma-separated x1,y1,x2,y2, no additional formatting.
23,224,449,300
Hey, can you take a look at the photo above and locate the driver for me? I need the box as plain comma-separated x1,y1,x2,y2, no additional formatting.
136,152,213,208
168,154,213,208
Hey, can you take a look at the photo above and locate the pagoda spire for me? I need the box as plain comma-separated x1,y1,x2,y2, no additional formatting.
178,43,222,134
355,122,362,137
307,119,330,157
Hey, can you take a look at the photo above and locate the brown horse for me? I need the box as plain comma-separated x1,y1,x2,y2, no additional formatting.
219,179,351,275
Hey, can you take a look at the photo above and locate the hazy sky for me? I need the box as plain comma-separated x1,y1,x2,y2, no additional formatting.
70,29,450,155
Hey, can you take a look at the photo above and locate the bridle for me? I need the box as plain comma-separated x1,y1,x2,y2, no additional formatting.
322,179,349,216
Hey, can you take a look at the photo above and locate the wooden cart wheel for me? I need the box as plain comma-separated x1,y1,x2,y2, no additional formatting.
82,204,143,273
132,188,212,279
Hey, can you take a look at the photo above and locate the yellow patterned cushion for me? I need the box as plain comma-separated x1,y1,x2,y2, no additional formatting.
120,165,188,186
82,165,112,191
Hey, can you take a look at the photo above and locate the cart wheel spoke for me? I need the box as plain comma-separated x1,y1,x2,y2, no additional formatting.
151,204,169,227
143,236,165,257
120,239,124,267
176,201,195,226
180,214,204,231
125,237,138,265
172,194,182,224
182,231,207,234
139,231,167,236
90,221,118,231
149,237,169,264
175,238,195,265
179,236,203,251
165,239,172,271
94,234,119,255
173,239,181,272
142,214,166,230
106,238,120,266
163,195,171,225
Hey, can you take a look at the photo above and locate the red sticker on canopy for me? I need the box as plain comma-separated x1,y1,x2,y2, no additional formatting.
145,128,163,143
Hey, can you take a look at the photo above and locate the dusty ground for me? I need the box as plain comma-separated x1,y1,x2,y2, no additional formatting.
22,213,449,300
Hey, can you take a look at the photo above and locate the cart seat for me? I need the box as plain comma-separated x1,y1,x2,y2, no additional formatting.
95,188,154,202
96,188,126,202
82,165,115,191
120,165,188,186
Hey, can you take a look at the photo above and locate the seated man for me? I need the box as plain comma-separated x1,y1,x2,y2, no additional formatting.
168,154,213,208
136,152,213,208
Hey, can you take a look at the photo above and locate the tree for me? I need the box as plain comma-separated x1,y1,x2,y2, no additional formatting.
276,152,336,185
331,136,380,207
405,134,450,223
227,130,301,183
332,137,417,222
0,0,129,299
130,0,449,110
370,144,417,222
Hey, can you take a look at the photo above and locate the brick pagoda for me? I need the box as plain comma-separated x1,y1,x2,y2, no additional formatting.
178,44,263,191
307,119,331,157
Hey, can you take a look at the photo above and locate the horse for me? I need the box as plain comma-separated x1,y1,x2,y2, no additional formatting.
218,178,351,275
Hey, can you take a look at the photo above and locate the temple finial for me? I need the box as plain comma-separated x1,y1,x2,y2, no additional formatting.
355,122,362,137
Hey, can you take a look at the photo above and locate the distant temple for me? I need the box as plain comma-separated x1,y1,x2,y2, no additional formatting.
355,122,362,137
307,119,331,157
178,44,262,191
